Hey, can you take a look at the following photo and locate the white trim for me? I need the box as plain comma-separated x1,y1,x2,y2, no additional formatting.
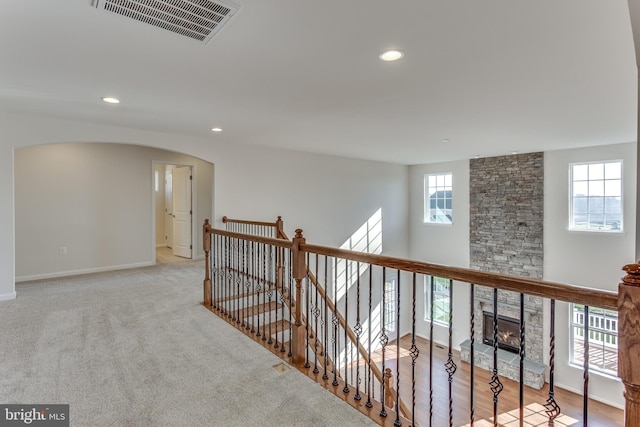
15,261,154,283
0,291,17,302
555,378,624,410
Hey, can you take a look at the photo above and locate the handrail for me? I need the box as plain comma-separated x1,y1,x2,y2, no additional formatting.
211,228,293,250
301,242,618,310
222,215,279,228
306,268,412,418
222,215,287,240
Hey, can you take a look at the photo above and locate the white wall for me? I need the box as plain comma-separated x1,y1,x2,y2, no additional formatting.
408,160,470,347
408,143,636,408
544,142,636,408
0,111,409,299
14,143,214,280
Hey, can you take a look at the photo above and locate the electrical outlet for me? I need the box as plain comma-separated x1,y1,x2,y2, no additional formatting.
59,246,68,255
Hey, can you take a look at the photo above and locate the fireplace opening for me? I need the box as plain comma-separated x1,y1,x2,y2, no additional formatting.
482,311,520,353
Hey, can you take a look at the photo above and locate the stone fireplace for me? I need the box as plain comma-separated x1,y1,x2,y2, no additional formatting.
461,152,547,389
460,288,546,389
482,311,520,353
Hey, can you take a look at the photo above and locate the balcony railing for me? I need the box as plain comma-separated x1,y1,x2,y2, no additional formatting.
202,216,638,426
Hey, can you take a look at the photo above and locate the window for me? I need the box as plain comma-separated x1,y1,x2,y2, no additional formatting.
424,173,452,224
424,276,451,325
384,276,397,332
570,304,618,375
570,161,622,232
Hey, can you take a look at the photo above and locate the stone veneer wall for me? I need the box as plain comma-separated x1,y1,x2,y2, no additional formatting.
470,152,544,279
469,152,545,365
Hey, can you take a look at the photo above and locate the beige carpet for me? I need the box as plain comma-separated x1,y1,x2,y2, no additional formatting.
0,253,375,426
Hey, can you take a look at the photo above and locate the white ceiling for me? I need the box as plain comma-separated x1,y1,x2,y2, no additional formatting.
0,0,637,165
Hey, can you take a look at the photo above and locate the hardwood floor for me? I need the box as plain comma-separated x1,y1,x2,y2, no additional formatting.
378,335,623,427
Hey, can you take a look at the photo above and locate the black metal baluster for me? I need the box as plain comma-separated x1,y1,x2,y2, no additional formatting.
469,283,475,426
288,252,293,356
429,275,434,426
544,299,560,423
305,252,311,368
446,279,457,427
519,293,525,427
394,270,402,427
267,245,274,345
222,235,227,314
217,234,223,312
234,238,240,324
490,288,504,427
323,256,329,381
255,242,262,338
262,243,268,341
211,234,217,310
409,273,419,427
332,257,339,387
313,254,320,374
380,267,388,418
366,266,373,408
241,239,246,328
250,241,256,334
227,235,232,316
583,305,590,427
245,239,251,330
354,262,362,401
231,238,236,321
281,252,288,353
344,261,350,394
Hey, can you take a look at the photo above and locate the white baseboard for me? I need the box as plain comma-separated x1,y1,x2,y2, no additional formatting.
0,291,17,302
15,261,155,283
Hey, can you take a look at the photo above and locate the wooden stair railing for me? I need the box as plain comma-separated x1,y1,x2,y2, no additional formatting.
304,267,412,419
204,217,637,427
217,216,410,417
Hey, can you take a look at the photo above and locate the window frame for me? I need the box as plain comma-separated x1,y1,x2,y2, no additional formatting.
569,303,618,376
384,274,397,333
424,276,451,326
568,160,623,233
424,172,453,225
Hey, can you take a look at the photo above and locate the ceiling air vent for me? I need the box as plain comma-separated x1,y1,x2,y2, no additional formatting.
94,0,239,43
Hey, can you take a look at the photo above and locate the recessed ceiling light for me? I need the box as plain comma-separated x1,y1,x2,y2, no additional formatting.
211,127,222,132
441,138,450,144
101,97,120,104
379,49,404,61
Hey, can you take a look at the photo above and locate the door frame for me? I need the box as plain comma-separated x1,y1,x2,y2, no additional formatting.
151,160,198,262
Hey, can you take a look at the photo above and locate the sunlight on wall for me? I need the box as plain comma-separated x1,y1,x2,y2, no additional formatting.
335,208,383,300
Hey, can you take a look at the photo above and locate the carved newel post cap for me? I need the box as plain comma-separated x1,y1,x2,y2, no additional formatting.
622,262,640,287
295,229,304,238
204,219,210,225
222,216,228,223
277,216,282,221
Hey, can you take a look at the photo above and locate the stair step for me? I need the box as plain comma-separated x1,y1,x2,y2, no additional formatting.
233,301,283,317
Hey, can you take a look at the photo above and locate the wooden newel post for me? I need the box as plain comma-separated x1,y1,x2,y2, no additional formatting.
619,262,640,427
276,216,285,239
384,368,394,405
203,219,212,307
291,229,306,365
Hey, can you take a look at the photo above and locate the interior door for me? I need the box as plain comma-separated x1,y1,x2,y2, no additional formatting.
164,168,173,248
172,166,192,258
